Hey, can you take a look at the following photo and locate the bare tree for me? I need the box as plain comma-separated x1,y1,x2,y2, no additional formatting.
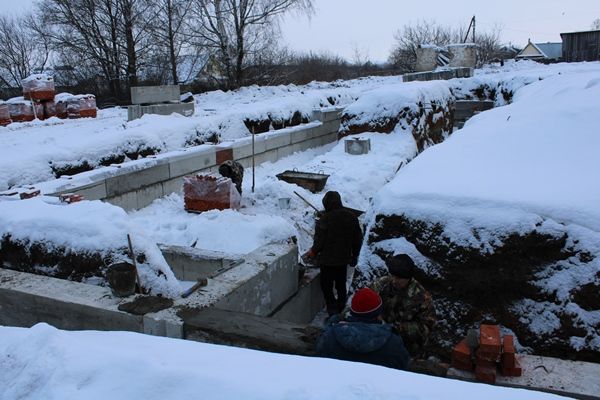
389,20,503,71
148,0,194,84
388,20,455,72
0,14,51,87
189,0,313,89
592,19,600,30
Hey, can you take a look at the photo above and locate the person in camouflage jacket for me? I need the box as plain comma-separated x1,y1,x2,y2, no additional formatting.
218,160,244,195
370,254,436,356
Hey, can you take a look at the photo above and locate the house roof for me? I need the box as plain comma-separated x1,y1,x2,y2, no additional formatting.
535,42,562,59
560,29,600,36
517,41,562,59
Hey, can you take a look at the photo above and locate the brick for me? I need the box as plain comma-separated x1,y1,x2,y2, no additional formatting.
19,189,40,199
215,148,233,165
475,365,497,384
480,324,501,355
502,335,516,369
452,338,472,364
452,359,474,372
476,358,497,368
59,193,84,204
476,348,500,362
500,358,522,377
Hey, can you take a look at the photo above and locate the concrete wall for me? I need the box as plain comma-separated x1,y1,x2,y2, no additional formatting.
131,85,180,104
416,46,439,72
127,103,195,121
159,244,239,281
403,67,473,83
0,242,299,338
447,44,477,68
49,108,343,211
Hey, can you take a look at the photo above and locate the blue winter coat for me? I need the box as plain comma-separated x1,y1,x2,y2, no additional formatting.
316,316,410,370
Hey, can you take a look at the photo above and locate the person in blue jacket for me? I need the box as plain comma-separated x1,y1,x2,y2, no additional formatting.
316,287,410,370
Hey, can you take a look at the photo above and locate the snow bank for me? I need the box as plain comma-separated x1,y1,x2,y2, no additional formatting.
0,323,566,400
0,197,180,296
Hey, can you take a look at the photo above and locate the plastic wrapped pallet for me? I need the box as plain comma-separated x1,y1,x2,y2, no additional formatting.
54,92,71,119
43,100,57,119
66,94,97,119
22,74,55,102
183,174,241,213
7,97,44,122
0,102,11,126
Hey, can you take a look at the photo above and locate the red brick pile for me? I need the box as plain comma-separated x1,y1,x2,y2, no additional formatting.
0,74,97,126
452,324,522,384
183,174,241,213
0,102,11,126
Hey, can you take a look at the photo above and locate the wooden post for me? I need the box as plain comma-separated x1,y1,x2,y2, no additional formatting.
252,126,255,193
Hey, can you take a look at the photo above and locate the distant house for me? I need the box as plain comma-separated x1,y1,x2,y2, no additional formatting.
516,40,562,61
560,30,600,62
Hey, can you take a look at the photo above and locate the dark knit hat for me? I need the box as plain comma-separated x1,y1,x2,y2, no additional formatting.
386,254,415,279
350,288,383,319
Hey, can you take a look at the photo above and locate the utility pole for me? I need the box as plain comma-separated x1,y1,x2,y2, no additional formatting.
473,15,476,43
463,15,476,43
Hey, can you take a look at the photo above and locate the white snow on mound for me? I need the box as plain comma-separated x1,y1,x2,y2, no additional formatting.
0,323,566,400
375,69,600,233
0,197,180,296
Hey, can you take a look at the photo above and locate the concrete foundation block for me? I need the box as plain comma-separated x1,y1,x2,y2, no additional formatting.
168,149,217,178
322,109,343,122
52,181,107,201
290,128,310,144
311,110,323,122
254,149,279,165
131,85,180,105
232,139,267,159
136,183,164,209
105,190,138,211
159,244,235,281
106,163,170,197
162,177,184,197
213,244,299,316
277,145,295,160
264,132,292,151
272,270,325,324
128,102,195,121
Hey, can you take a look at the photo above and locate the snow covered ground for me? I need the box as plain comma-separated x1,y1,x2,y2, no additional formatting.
0,323,567,400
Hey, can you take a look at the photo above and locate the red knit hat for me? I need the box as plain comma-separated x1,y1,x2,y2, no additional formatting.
350,288,383,319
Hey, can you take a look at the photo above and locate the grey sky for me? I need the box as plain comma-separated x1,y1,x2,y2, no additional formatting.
2,0,599,62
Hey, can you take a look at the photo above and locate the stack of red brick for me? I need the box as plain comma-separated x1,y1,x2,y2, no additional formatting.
0,74,97,126
452,324,522,384
183,174,241,213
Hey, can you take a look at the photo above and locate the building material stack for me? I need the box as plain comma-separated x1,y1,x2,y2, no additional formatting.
1,74,97,125
0,101,11,126
183,174,241,213
451,324,522,384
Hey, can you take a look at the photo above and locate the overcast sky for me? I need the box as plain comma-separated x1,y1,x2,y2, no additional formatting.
3,0,599,62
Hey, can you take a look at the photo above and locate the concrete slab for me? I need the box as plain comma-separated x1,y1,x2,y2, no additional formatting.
161,177,184,197
448,354,600,399
105,190,138,210
159,244,239,281
271,269,324,324
105,163,170,197
131,85,180,105
168,148,217,178
136,184,165,209
128,103,195,121
0,269,142,332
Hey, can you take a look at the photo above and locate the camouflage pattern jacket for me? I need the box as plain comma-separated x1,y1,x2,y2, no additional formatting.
370,276,436,355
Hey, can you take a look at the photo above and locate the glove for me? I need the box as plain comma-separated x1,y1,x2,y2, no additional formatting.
301,248,316,265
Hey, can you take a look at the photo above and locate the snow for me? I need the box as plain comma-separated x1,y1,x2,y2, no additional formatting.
374,69,600,235
0,323,567,400
0,197,180,296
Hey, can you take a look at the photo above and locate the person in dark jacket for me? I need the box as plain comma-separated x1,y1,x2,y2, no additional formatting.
305,191,362,315
316,288,410,370
218,160,244,195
